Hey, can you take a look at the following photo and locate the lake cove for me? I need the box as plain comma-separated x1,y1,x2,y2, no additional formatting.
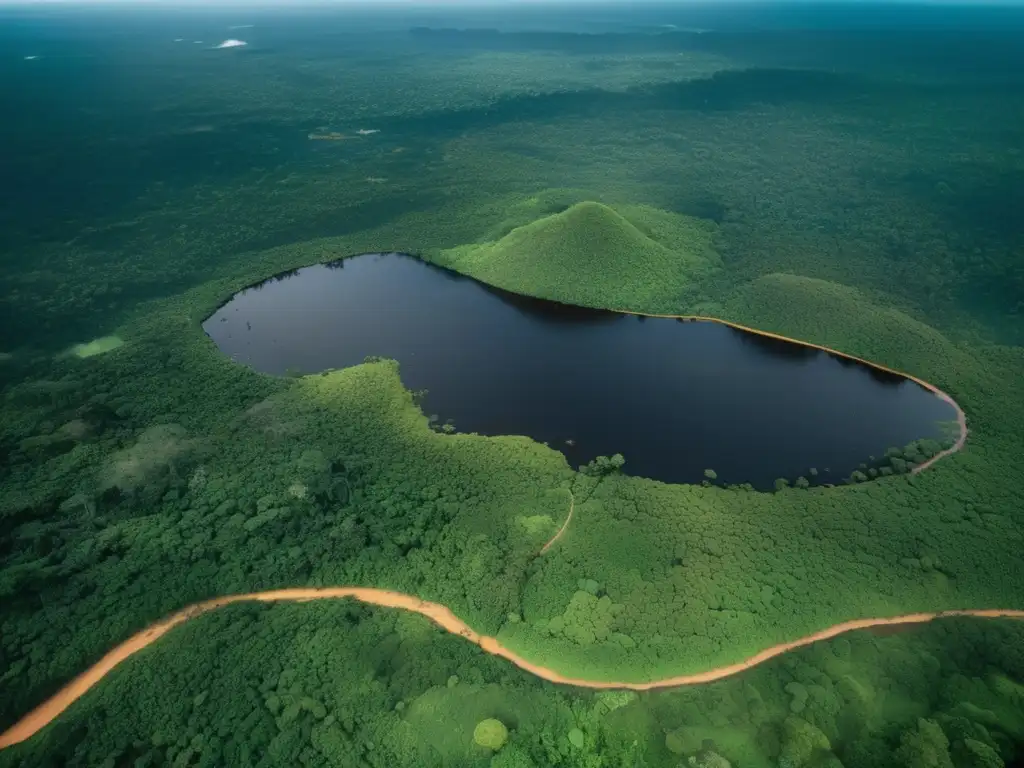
204,253,958,489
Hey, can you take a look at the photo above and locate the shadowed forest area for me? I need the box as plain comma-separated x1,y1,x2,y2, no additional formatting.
1,2,1023,766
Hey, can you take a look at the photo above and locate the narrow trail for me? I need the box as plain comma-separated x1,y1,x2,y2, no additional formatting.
1,590,1021,750
540,491,575,554
0,314,975,750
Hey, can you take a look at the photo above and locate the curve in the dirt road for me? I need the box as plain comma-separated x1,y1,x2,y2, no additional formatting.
1,587,1019,751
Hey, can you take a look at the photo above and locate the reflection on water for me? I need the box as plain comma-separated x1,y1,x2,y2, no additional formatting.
204,253,956,489
733,327,820,362
480,282,621,325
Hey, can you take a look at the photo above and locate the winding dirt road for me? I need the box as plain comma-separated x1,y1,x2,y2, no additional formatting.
0,589,1020,750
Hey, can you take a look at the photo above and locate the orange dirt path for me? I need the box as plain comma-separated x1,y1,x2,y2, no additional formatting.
1,588,1020,750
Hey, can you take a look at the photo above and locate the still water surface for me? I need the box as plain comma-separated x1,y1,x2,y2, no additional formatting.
204,253,956,488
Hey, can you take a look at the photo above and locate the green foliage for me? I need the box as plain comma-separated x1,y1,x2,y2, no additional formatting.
99,423,200,496
438,201,718,312
894,719,955,768
475,718,510,751
579,454,626,477
666,730,689,755
779,716,831,767
491,744,538,768
689,750,733,768
68,335,124,359
568,727,585,748
953,739,1005,768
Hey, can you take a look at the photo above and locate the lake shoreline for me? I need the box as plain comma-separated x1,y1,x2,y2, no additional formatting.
613,308,968,473
205,253,965,487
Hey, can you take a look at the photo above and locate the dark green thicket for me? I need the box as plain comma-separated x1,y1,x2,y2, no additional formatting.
1,10,1023,767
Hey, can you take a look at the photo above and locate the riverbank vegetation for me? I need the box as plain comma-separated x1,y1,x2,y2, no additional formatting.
2,4,1023,765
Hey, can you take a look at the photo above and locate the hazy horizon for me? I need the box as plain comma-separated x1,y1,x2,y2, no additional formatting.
3,0,1024,6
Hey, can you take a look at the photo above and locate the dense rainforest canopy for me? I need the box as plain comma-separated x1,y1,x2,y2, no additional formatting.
1,4,1023,767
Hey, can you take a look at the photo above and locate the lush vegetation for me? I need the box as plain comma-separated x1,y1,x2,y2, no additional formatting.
1,4,1023,766
3,603,1023,768
436,200,718,311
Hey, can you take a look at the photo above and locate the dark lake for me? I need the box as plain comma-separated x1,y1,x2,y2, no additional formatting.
204,252,957,489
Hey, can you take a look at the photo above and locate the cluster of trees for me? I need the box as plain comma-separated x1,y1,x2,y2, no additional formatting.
579,455,626,478
698,430,955,495
739,436,957,493
842,438,951,486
